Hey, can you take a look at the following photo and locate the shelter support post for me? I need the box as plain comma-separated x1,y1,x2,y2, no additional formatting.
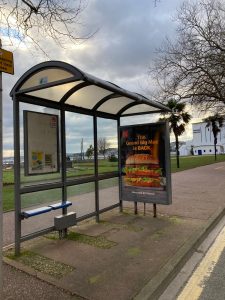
153,203,157,218
0,44,2,295
117,118,123,212
94,116,100,222
60,108,68,236
13,96,21,255
134,202,138,215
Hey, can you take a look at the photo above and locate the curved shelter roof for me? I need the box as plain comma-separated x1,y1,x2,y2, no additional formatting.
10,61,169,118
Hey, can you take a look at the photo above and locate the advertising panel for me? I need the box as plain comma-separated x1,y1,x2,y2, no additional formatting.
24,111,60,175
120,122,171,205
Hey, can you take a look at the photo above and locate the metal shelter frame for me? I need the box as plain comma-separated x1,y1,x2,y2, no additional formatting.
10,61,170,255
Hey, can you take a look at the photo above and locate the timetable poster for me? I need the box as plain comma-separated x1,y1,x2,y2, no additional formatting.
24,111,59,175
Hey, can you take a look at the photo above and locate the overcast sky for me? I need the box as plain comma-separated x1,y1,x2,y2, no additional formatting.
2,0,202,156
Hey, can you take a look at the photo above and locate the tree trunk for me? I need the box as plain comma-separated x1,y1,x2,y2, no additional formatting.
175,135,180,168
214,137,217,161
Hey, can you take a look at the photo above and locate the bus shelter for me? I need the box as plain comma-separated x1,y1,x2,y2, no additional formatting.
10,61,170,254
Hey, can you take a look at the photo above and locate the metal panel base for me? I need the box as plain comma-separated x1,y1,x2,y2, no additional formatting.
54,212,77,230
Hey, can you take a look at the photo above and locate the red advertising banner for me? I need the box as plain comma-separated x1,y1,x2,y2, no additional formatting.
120,122,171,205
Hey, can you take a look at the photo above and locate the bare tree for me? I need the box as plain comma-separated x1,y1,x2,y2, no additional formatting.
0,0,94,54
98,137,110,159
150,0,225,112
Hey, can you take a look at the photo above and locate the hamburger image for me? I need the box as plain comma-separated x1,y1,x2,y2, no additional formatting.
123,154,163,188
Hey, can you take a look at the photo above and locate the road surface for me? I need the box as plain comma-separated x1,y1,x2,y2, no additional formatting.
159,215,225,300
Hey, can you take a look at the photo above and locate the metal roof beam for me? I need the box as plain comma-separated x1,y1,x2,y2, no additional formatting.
120,110,162,118
92,93,120,111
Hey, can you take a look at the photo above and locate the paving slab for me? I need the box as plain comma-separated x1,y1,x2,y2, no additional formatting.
4,161,225,299
5,211,204,300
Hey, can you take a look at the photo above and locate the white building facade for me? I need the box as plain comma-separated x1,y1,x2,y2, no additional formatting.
192,122,225,155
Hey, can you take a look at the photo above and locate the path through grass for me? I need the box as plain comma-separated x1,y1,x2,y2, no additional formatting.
3,155,225,212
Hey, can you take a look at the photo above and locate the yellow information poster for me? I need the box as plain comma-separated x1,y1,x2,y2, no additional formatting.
31,152,44,170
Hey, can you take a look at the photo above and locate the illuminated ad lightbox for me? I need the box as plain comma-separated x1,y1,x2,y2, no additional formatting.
120,122,171,205
24,111,60,175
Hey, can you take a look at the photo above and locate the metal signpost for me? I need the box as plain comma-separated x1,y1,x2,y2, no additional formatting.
0,42,14,298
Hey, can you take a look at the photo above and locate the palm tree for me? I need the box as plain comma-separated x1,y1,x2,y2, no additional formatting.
204,114,224,160
160,99,191,168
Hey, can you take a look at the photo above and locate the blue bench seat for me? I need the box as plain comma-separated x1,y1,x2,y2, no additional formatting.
21,201,72,219
48,201,72,210
21,206,52,219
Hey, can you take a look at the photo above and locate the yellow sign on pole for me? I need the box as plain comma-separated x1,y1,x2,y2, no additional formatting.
0,49,14,75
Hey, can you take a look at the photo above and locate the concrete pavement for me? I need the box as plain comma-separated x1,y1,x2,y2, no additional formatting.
3,262,82,300
3,161,225,299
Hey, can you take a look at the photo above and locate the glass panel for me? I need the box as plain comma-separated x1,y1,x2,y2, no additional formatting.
122,104,159,115
67,183,95,218
26,81,83,102
97,97,134,114
65,112,94,180
21,188,62,236
20,69,74,90
21,172,62,188
21,188,62,209
97,118,118,174
19,103,61,187
66,86,113,108
99,178,119,210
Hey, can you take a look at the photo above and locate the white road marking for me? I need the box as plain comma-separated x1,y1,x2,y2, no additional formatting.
177,226,225,300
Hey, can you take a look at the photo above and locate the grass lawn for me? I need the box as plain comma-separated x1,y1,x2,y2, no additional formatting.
3,185,14,212
3,155,225,212
3,160,118,185
171,154,225,172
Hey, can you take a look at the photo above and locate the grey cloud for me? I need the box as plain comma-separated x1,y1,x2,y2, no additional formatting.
2,0,184,156
67,0,183,85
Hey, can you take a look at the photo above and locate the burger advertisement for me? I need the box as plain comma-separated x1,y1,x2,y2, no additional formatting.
120,122,171,205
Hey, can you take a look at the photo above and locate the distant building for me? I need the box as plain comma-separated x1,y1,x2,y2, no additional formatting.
179,142,192,156
105,148,118,157
170,141,192,156
192,121,225,155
